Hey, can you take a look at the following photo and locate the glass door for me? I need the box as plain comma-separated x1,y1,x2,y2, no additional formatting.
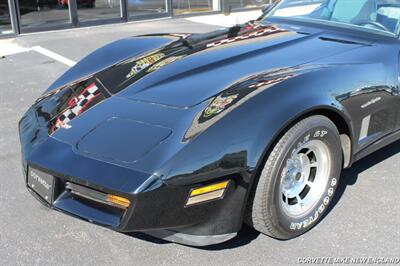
0,0,14,34
77,0,123,23
172,0,220,15
18,0,72,31
128,0,168,18
227,0,269,11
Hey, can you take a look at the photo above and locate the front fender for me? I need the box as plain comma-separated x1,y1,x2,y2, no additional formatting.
158,65,354,187
148,66,353,235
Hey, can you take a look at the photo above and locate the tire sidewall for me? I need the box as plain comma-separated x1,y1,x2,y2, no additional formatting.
270,120,342,238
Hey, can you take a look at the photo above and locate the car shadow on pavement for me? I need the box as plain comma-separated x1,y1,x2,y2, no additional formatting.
197,224,261,250
127,139,400,249
325,138,400,218
127,232,171,245
126,224,260,249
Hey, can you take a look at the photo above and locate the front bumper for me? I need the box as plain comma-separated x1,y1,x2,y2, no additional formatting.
19,108,244,246
23,164,240,246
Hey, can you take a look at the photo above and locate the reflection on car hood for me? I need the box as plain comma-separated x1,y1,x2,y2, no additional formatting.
95,22,366,108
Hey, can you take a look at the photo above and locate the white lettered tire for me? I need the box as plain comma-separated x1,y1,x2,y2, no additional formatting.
249,115,342,239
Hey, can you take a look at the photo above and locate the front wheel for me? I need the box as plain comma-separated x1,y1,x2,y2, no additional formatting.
249,115,342,239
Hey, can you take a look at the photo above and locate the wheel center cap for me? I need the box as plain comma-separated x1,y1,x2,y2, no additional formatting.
282,154,310,195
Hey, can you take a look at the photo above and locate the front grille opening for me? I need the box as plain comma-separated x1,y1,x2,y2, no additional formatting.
65,182,129,213
71,194,125,216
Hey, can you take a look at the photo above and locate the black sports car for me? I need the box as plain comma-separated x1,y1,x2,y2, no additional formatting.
19,0,400,246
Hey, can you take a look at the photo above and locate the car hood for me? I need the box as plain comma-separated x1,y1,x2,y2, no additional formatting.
93,22,369,108
20,21,373,179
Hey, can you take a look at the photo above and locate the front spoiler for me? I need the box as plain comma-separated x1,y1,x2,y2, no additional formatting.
145,230,237,247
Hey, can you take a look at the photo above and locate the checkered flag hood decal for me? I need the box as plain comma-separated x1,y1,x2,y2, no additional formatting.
206,26,287,48
50,82,102,134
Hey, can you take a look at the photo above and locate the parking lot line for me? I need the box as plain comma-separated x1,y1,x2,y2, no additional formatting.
31,46,76,67
0,40,76,67
0,41,31,57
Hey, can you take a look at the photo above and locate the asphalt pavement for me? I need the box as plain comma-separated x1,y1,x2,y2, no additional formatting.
0,16,399,265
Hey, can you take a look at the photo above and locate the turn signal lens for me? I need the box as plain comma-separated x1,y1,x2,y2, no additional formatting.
186,181,230,207
106,194,131,208
66,182,131,209
189,181,229,197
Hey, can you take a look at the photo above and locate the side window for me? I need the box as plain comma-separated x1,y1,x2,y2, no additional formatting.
376,5,400,35
330,0,368,23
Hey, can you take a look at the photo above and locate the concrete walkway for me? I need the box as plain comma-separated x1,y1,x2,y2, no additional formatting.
185,10,263,27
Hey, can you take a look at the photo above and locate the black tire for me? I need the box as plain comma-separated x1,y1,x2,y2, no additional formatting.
249,115,342,239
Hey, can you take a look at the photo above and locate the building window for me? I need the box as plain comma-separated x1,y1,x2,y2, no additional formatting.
228,0,270,10
0,0,13,34
77,0,122,22
128,0,168,17
172,0,220,15
8,0,266,34
18,0,71,29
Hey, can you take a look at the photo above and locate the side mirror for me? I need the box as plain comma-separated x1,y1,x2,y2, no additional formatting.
261,4,273,14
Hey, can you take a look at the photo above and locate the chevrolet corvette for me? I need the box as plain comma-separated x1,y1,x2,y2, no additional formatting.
19,0,400,246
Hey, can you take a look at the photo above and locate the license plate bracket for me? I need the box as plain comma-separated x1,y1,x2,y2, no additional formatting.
27,167,55,204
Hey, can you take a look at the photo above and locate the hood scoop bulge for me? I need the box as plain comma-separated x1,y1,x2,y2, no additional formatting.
77,118,172,163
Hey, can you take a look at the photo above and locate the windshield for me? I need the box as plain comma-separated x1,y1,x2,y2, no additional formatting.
265,0,400,36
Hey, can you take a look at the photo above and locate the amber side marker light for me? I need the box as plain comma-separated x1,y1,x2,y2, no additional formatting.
186,180,230,207
106,194,131,208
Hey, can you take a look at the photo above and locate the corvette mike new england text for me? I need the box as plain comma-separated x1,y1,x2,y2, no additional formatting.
297,256,400,264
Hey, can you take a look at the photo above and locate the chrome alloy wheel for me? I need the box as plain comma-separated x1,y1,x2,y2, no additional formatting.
280,140,331,217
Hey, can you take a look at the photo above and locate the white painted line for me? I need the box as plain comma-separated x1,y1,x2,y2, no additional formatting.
0,42,31,57
32,46,76,67
0,40,77,67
